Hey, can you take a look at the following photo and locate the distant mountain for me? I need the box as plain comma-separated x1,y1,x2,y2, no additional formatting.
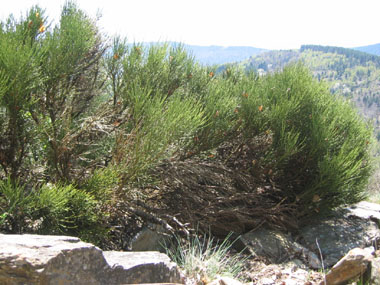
140,42,266,65
183,44,267,65
353,43,380,56
239,45,380,139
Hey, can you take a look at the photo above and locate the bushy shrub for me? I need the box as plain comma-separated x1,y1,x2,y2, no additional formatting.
112,85,205,184
239,64,373,217
0,6,47,181
0,178,106,243
35,184,99,233
0,3,374,239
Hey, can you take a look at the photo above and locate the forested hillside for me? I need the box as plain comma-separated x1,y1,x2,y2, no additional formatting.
241,45,380,140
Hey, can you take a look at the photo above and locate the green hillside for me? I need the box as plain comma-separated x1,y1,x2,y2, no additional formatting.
241,45,380,140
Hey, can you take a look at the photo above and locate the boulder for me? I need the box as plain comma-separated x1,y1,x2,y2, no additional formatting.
299,203,380,267
103,251,182,284
239,228,294,263
0,234,183,284
130,223,169,252
323,247,374,285
347,201,380,222
239,228,321,268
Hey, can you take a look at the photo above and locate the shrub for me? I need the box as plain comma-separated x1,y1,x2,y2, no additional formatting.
0,6,47,182
182,68,242,156
34,183,101,236
113,84,205,184
0,177,35,233
33,1,106,183
82,167,118,202
239,64,373,217
0,3,375,240
0,178,106,243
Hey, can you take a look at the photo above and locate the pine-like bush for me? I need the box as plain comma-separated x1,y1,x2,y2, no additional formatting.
0,3,375,240
239,64,373,217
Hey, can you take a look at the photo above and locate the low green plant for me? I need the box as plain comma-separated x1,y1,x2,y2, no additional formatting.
82,166,118,202
165,233,247,283
0,177,34,233
34,183,100,235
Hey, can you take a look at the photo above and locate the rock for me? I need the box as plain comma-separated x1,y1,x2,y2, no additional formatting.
208,276,243,285
250,263,324,285
299,204,380,267
240,228,322,268
323,247,374,285
0,234,183,284
369,257,380,284
260,277,275,285
347,201,380,222
239,228,293,263
219,276,244,285
130,223,169,251
103,251,183,284
288,241,322,269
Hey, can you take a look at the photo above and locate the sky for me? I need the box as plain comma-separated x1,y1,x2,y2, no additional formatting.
1,0,379,50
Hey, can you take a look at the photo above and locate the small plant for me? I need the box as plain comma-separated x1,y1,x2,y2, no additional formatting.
0,177,34,233
34,183,100,235
165,233,247,284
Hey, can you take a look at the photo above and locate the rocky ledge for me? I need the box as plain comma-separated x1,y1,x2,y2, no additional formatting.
1,201,380,284
0,234,182,285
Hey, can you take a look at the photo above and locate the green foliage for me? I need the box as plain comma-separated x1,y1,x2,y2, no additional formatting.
33,1,106,182
0,4,375,240
82,167,118,202
0,178,34,232
241,46,380,147
34,184,98,234
0,179,104,239
113,84,205,184
239,64,373,216
165,233,246,283
0,6,47,180
184,68,242,155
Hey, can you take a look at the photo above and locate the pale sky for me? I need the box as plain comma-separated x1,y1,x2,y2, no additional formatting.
1,0,379,50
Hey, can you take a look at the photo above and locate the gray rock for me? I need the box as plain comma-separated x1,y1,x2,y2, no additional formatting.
240,228,293,263
0,234,183,285
103,251,182,284
299,204,380,267
347,201,380,222
131,224,169,251
240,228,322,268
